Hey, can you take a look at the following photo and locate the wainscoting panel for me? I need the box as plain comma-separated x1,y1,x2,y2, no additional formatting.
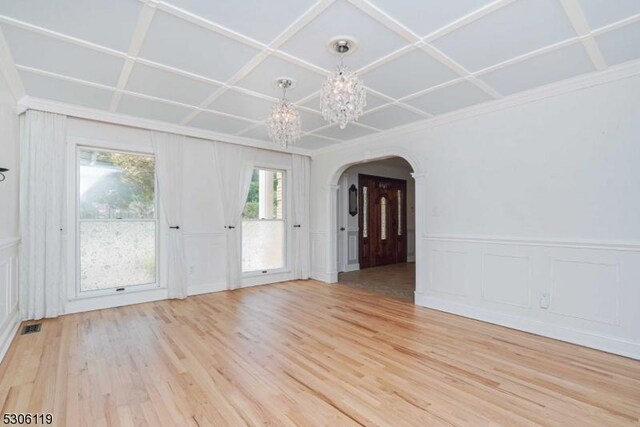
429,249,470,296
310,231,329,281
0,238,20,364
482,253,531,308
550,259,619,325
184,233,227,295
347,230,358,265
419,235,640,359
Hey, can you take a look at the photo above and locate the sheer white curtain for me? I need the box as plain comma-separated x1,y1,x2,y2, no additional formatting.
212,142,254,290
291,154,310,279
20,110,67,320
151,131,188,299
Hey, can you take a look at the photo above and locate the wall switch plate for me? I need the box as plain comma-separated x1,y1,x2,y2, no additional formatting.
539,291,550,309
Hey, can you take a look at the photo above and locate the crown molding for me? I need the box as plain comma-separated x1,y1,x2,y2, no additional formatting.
313,59,640,156
17,96,313,157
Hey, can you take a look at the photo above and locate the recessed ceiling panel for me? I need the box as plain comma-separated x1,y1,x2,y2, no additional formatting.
161,0,317,44
315,123,377,140
139,10,260,82
126,63,219,106
20,70,113,110
189,110,255,134
479,43,595,95
0,0,142,52
578,0,640,30
2,24,124,86
297,135,339,150
299,110,327,132
596,21,640,66
235,55,325,101
362,49,459,98
405,80,492,114
208,89,274,121
117,94,194,124
279,0,408,70
432,0,576,72
358,105,424,129
368,0,493,37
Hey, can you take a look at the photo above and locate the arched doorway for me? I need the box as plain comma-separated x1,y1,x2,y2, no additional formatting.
324,152,426,304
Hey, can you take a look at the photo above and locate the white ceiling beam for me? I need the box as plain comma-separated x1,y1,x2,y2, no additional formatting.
560,0,607,71
109,3,157,112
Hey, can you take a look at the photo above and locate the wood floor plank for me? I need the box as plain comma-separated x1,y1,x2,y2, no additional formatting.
1,280,639,426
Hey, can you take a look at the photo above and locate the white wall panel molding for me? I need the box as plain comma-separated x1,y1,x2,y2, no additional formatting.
416,293,640,360
425,234,640,252
0,238,20,364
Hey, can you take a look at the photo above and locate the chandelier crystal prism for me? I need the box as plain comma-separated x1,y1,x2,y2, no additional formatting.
267,78,301,148
320,39,367,129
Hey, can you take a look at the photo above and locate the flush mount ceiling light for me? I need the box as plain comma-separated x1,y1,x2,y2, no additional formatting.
267,78,301,148
320,37,367,129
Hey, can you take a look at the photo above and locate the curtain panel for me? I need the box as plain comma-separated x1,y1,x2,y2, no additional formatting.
211,142,254,290
291,155,310,279
151,131,188,299
19,110,67,319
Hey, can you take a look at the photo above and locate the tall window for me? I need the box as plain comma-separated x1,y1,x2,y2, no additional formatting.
242,168,285,273
78,148,157,293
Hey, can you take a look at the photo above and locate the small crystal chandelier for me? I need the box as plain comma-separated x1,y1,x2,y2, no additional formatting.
267,78,301,148
320,39,367,129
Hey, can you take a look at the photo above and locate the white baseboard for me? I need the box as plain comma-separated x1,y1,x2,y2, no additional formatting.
415,293,640,360
188,282,227,296
311,271,337,283
407,255,415,262
0,308,21,365
344,263,360,272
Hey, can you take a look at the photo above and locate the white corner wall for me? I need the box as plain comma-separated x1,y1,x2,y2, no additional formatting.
0,69,20,362
310,74,640,359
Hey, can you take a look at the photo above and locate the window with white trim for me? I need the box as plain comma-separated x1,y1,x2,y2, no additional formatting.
77,147,157,293
241,168,286,273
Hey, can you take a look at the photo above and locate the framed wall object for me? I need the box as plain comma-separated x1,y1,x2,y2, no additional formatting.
349,184,358,216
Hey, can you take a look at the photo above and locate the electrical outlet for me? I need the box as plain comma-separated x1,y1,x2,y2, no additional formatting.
539,291,550,309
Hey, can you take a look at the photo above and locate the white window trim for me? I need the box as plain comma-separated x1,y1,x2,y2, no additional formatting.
240,165,293,283
66,136,166,302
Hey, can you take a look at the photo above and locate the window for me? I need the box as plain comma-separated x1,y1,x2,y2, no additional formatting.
362,186,368,238
397,190,402,236
242,168,285,273
78,148,157,293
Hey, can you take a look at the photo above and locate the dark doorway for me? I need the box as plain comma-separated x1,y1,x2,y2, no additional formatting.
359,174,407,269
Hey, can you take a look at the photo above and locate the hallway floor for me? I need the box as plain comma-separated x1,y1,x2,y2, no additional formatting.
338,262,415,302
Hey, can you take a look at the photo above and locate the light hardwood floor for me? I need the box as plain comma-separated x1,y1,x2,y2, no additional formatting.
1,280,639,426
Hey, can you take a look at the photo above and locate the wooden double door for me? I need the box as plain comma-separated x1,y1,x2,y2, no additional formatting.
359,174,407,269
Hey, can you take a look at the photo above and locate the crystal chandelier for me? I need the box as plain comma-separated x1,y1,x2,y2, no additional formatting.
267,78,301,148
320,39,366,129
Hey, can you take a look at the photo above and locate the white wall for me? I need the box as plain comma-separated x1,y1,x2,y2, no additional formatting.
310,74,640,359
64,118,296,314
0,69,20,362
336,158,415,272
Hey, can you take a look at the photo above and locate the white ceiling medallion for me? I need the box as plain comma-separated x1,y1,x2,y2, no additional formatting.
320,37,367,129
267,78,302,148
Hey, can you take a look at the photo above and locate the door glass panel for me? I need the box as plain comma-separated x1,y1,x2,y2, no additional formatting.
398,189,402,236
362,186,368,238
381,196,387,240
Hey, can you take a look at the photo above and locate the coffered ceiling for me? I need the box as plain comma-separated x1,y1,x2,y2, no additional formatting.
1,0,639,151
